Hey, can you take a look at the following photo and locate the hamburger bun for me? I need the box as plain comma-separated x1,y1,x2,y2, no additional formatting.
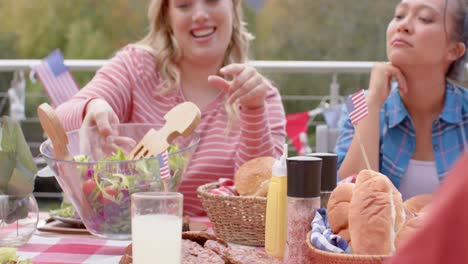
234,156,275,196
252,179,270,197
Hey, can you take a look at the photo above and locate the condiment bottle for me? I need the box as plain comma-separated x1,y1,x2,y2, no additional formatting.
265,144,288,259
284,156,321,264
307,152,338,208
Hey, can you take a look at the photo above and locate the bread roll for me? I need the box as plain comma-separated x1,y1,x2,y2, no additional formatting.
338,229,351,244
234,157,275,196
349,170,405,255
403,205,416,222
327,182,355,243
252,179,270,197
418,204,431,214
395,214,425,250
404,194,432,215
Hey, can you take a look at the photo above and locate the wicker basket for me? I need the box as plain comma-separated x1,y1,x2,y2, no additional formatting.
197,182,266,246
306,232,388,264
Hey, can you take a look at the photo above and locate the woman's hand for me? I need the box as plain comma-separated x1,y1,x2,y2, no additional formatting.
83,98,119,137
208,63,269,109
81,99,135,159
367,62,408,109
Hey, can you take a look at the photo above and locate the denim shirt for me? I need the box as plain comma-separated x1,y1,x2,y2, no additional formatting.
335,82,468,188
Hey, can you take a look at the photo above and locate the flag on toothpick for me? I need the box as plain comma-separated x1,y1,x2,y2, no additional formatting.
346,89,371,170
157,150,171,181
345,89,368,125
33,49,79,108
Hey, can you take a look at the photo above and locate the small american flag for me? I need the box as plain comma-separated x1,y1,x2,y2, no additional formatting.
346,89,368,125
157,150,171,181
33,49,79,108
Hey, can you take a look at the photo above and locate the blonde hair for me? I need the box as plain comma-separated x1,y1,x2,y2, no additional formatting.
136,0,254,128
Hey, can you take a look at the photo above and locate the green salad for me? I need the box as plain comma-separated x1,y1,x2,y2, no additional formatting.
75,146,187,236
0,247,32,264
49,201,77,219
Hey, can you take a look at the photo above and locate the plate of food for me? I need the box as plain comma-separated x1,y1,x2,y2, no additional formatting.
50,215,84,226
49,202,84,227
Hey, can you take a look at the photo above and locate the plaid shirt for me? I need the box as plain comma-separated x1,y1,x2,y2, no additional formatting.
336,82,468,188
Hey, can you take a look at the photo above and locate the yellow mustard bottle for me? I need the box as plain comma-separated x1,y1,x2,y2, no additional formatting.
265,144,288,259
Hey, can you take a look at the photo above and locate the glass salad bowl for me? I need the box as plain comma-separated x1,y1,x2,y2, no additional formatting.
39,123,199,240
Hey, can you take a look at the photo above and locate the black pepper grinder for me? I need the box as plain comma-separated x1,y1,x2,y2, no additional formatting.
284,156,321,264
307,152,338,208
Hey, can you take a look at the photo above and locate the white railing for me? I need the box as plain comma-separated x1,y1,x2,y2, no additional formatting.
0,60,380,108
1,59,466,109
0,59,379,154
0,59,376,73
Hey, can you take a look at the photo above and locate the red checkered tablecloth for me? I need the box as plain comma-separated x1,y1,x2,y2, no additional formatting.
17,235,130,264
15,216,211,263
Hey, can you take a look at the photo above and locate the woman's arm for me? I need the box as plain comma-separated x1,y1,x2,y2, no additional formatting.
235,86,286,169
337,63,407,179
208,64,286,168
55,46,139,131
336,102,381,179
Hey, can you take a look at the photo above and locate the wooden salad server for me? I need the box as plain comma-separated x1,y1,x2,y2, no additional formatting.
128,101,201,160
37,103,71,161
37,103,95,216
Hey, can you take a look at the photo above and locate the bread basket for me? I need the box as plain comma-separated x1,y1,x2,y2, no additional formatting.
197,182,266,246
306,232,388,264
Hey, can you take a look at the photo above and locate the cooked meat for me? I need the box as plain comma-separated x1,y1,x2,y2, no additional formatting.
182,231,228,247
118,254,132,264
120,232,279,264
204,240,228,262
124,244,132,255
226,246,282,264
182,239,224,264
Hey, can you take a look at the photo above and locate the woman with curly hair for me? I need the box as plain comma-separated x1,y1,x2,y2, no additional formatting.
56,0,286,216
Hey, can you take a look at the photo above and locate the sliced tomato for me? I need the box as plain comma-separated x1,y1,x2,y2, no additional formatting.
82,179,98,197
100,186,119,205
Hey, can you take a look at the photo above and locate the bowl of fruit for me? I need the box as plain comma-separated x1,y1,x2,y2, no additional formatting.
39,123,199,239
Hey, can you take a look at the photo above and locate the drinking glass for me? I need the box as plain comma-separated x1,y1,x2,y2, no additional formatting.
131,192,183,264
0,194,39,247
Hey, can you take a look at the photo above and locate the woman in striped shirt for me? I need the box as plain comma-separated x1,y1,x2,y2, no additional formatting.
56,0,286,216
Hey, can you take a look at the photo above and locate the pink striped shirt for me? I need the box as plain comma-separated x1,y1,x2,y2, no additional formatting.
56,45,286,216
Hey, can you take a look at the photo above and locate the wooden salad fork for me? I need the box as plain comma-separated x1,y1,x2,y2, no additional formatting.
128,102,201,160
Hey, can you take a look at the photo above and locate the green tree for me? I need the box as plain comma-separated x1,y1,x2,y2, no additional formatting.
0,0,148,116
0,33,16,116
0,1,147,59
253,0,399,114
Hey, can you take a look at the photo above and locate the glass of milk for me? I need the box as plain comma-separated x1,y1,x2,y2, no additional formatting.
131,192,183,264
